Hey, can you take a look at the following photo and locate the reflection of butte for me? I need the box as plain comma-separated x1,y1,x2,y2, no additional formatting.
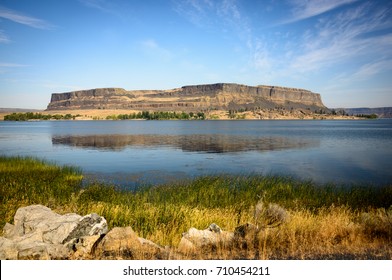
52,135,319,153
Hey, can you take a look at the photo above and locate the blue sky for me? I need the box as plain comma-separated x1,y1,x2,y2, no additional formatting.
0,0,391,109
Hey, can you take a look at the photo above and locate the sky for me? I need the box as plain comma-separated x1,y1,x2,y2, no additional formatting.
0,0,391,109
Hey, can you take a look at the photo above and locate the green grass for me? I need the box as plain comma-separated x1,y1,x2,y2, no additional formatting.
1,156,391,258
0,156,83,226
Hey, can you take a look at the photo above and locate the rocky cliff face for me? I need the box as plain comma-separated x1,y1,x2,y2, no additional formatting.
46,83,327,111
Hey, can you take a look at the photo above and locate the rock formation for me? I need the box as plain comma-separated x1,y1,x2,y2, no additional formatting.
46,83,328,112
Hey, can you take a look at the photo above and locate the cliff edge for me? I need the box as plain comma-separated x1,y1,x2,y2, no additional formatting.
46,83,327,112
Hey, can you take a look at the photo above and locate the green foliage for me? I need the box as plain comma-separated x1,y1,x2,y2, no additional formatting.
356,113,378,119
105,111,206,120
4,112,80,121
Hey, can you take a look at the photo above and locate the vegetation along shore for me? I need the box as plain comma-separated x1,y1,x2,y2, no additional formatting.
1,156,391,259
0,108,372,121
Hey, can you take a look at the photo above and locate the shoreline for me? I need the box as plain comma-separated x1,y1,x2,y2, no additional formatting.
0,109,364,121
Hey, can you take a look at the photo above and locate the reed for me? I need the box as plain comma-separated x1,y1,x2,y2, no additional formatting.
1,156,391,259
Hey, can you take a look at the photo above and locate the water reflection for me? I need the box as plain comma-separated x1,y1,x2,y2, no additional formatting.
52,134,319,153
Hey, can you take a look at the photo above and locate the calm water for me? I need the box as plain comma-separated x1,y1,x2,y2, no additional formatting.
1,120,391,187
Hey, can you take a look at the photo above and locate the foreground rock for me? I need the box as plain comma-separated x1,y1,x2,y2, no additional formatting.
92,227,166,259
0,205,107,259
178,223,234,252
0,205,166,260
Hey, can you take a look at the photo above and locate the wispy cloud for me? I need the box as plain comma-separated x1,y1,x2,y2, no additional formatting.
79,0,121,16
351,59,392,80
0,30,10,43
172,0,262,68
289,3,392,73
173,0,250,35
140,39,173,61
284,0,358,24
0,62,28,67
172,0,215,28
0,6,53,29
42,82,83,92
0,62,29,74
328,58,392,87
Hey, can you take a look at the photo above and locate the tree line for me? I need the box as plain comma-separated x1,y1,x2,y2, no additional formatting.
105,111,206,120
3,112,80,121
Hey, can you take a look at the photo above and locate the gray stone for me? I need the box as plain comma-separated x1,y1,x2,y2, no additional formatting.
63,213,108,243
0,237,18,260
66,235,102,259
178,223,234,252
0,205,108,260
17,242,69,260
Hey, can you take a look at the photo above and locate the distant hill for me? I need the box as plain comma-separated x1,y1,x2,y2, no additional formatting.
342,107,392,118
0,108,42,113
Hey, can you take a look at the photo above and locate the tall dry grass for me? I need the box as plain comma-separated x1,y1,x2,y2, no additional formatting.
1,156,391,259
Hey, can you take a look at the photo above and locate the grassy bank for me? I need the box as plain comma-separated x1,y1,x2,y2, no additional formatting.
1,156,391,259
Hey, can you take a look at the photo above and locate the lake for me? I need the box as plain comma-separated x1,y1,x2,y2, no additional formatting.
0,119,391,187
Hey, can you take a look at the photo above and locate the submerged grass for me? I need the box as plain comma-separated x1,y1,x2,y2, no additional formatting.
1,156,391,259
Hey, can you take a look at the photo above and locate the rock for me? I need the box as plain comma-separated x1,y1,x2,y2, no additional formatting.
178,224,234,252
62,213,108,243
0,205,108,260
17,242,69,260
17,242,50,260
208,223,222,233
0,237,18,260
66,235,102,259
254,202,289,229
47,83,327,112
138,237,163,250
94,226,140,258
93,226,163,259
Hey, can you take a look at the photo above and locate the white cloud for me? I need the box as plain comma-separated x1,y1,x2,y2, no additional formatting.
289,3,392,73
0,63,28,67
0,62,29,73
172,0,216,28
141,39,159,50
0,6,53,29
284,0,358,24
79,0,115,14
140,39,173,61
351,59,392,80
42,82,83,92
0,30,10,43
172,0,268,72
322,57,392,91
